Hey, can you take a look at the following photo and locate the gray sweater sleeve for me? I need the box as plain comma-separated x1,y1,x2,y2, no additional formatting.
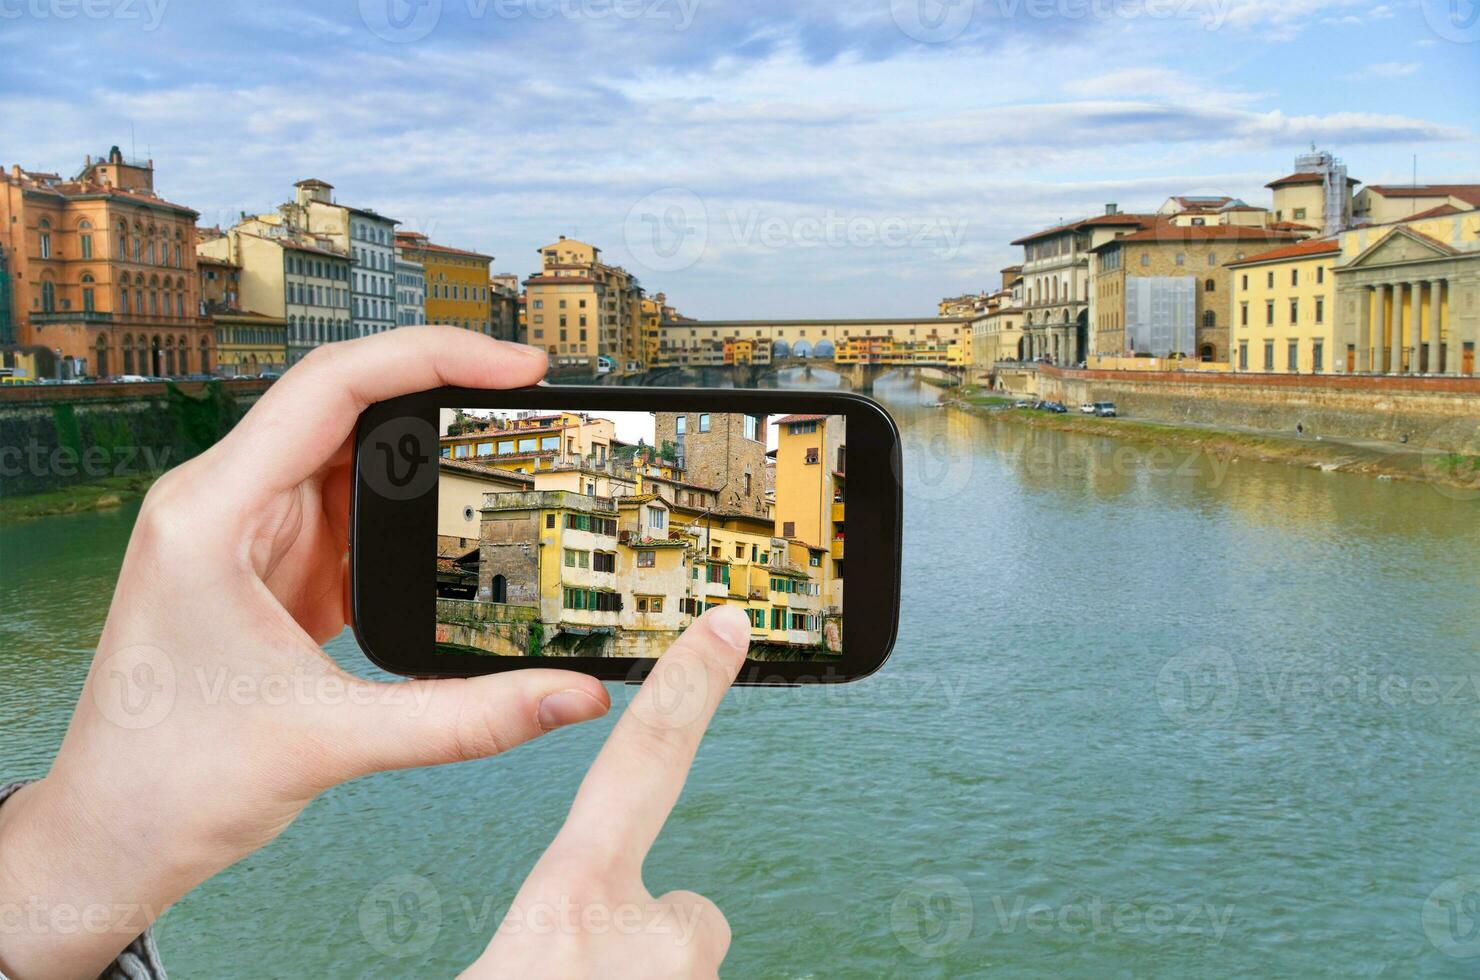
0,780,167,980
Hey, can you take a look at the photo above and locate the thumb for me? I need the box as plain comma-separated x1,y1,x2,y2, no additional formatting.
330,670,611,779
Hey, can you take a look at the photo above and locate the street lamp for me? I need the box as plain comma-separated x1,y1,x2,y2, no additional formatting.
53,347,62,382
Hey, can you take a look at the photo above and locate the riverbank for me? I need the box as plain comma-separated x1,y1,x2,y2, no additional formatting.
0,472,159,524
944,385,1480,492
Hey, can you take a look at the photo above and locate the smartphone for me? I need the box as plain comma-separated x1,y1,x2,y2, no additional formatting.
351,386,902,685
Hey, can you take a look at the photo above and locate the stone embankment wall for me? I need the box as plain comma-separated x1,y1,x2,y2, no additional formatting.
1034,368,1480,452
0,380,271,496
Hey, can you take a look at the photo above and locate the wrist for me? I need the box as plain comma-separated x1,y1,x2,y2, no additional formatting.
0,775,204,979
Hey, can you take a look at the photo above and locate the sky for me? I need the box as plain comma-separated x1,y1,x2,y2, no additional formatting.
3,0,1477,318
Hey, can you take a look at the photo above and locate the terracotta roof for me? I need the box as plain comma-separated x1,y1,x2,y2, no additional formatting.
1268,221,1319,232
1402,203,1465,221
1090,220,1307,251
394,232,492,261
523,275,600,287
1365,184,1480,206
1225,237,1342,266
437,457,536,483
774,413,830,424
1267,172,1361,189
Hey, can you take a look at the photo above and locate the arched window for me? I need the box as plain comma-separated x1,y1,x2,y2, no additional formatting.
176,335,190,373
95,334,110,377
38,218,52,259
117,221,128,258
1204,279,1216,292
80,272,96,312
78,219,94,259
123,334,135,375
1200,343,1216,363
199,336,211,375
120,286,131,314
40,279,56,312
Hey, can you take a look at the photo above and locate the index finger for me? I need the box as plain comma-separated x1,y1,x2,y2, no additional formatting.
215,327,547,493
556,606,751,871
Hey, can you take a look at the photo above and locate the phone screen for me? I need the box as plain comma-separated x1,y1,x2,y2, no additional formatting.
435,408,845,662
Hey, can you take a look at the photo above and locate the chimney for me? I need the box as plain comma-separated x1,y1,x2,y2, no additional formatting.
1105,203,1118,216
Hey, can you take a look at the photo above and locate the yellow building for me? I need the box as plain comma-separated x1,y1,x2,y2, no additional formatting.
1333,208,1480,376
1354,184,1480,225
213,311,287,376
659,317,967,364
394,231,492,334
525,236,643,375
1227,238,1341,374
771,413,845,615
440,411,617,472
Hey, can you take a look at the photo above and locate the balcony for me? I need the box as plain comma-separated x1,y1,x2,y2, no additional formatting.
831,501,845,523
830,537,845,560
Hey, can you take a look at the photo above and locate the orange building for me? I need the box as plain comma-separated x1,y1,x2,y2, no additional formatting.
0,147,212,378
394,231,493,334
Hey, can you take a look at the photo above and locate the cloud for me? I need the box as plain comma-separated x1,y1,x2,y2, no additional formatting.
0,0,1473,318
1342,61,1421,80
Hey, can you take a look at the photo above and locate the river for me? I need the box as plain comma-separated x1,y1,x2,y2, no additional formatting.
3,374,1479,976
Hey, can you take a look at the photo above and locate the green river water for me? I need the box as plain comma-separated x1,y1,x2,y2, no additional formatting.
3,376,1479,977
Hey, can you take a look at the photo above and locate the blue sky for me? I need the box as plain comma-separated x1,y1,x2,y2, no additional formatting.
2,0,1476,317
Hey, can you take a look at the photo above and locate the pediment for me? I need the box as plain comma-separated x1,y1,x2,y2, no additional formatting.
1346,227,1456,269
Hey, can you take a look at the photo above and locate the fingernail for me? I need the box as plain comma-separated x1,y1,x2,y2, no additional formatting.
707,606,751,652
538,689,608,731
512,343,546,360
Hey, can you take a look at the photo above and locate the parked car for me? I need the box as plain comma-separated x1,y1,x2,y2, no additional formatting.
257,370,281,380
1041,401,1068,414
1079,402,1096,415
1094,402,1118,417
1013,399,1031,409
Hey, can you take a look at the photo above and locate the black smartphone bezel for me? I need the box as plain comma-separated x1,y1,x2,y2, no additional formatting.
351,385,902,685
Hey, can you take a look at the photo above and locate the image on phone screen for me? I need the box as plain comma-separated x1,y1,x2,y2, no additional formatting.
435,408,845,661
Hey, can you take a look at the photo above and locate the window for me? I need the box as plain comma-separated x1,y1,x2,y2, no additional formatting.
1204,279,1215,292
1263,341,1274,372
1202,310,1216,329
454,444,470,458
805,447,819,464
1265,301,1274,326
1293,208,1307,220
1316,266,1325,284
1240,303,1249,327
593,552,615,573
1287,341,1299,372
647,507,667,530
498,439,515,454
1313,340,1324,372
476,442,493,456
1289,299,1299,323
541,435,560,451
675,415,686,436
1140,253,1149,267
743,415,760,441
698,413,710,433
518,437,538,452
810,553,821,567
636,550,655,568
1266,272,1275,288
1290,268,1299,287
782,521,795,538
545,514,556,529
1241,274,1248,291
1315,298,1324,324
564,549,590,569
735,543,745,559
38,219,51,259
1175,253,1185,266
1238,342,1249,370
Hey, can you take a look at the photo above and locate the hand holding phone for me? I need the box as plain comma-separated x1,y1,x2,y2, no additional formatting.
353,385,903,685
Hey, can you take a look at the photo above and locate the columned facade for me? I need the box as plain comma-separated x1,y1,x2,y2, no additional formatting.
1334,222,1477,376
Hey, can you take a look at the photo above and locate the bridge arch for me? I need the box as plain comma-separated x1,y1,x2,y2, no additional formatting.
792,339,814,358
814,338,835,359
772,338,791,359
